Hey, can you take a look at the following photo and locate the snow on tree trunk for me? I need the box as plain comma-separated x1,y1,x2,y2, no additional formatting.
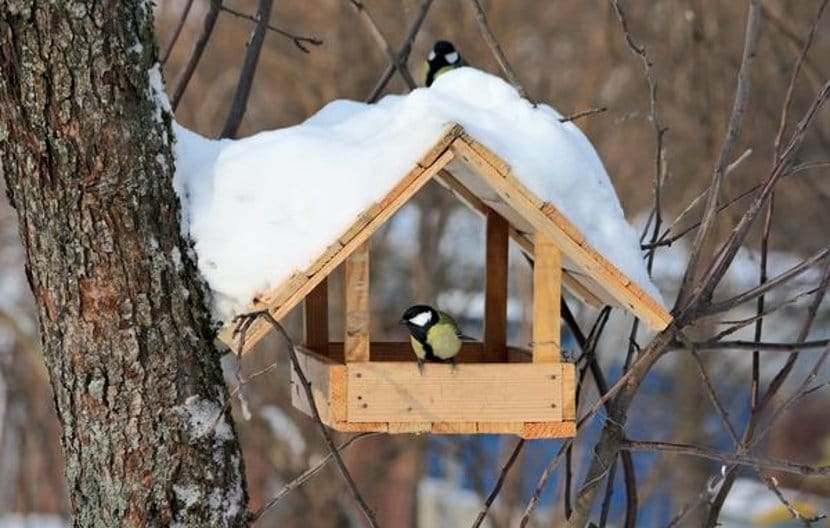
0,2,248,526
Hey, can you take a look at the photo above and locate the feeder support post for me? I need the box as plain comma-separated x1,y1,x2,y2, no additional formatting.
533,232,561,362
484,209,509,362
345,241,371,362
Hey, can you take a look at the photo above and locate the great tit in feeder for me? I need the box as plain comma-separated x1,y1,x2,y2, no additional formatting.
424,40,466,87
400,304,469,373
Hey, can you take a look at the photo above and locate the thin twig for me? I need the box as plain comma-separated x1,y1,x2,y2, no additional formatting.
621,439,830,477
693,339,830,352
704,244,830,315
366,0,435,102
559,106,608,123
220,0,273,138
757,471,826,526
252,432,381,521
246,311,380,528
468,0,533,102
676,0,763,308
519,440,572,527
690,349,740,445
171,0,222,110
348,0,416,89
470,438,525,528
220,5,323,53
161,0,195,65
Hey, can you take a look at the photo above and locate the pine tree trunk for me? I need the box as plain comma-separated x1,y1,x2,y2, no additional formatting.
0,2,248,526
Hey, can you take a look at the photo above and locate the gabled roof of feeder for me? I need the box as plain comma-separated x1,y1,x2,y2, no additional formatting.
218,124,672,352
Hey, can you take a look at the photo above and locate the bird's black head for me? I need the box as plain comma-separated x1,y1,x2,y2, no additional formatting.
399,304,438,332
428,40,461,68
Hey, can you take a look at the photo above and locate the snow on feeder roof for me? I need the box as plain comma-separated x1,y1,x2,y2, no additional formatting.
173,67,671,349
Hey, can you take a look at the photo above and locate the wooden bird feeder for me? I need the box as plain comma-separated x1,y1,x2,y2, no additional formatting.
219,123,671,438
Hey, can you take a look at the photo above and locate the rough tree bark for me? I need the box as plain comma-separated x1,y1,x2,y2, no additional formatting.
0,2,248,526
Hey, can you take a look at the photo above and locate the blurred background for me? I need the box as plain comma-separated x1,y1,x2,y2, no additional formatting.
1,0,829,526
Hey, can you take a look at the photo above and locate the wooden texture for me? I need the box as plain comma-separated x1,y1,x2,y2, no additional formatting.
218,121,672,354
217,147,455,351
520,422,576,439
561,362,576,421
484,209,509,362
345,241,370,362
533,233,561,363
450,137,671,331
290,348,344,425
347,362,564,423
303,278,328,353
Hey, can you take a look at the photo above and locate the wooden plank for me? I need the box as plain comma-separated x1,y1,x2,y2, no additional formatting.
476,422,523,435
387,422,432,434
541,202,585,245
561,362,576,421
484,209,509,362
532,232,561,363
347,362,563,423
306,240,344,278
339,203,382,246
330,421,389,433
329,341,491,363
431,422,478,434
459,132,511,175
303,278,328,353
450,138,671,332
562,271,605,308
520,421,576,439
218,148,456,352
329,363,348,422
344,241,370,362
418,123,464,167
290,348,339,425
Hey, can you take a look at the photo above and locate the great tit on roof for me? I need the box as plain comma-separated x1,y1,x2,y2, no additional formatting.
424,40,466,87
400,304,470,373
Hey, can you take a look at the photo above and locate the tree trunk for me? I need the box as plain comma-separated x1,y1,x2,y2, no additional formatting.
0,2,248,526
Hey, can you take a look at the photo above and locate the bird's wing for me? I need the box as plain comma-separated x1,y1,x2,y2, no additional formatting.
438,310,475,340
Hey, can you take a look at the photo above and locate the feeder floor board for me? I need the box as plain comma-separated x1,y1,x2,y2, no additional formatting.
290,346,576,439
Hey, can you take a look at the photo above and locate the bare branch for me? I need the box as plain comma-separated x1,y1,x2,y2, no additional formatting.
366,0,436,102
705,244,830,315
348,0,417,90
219,5,323,53
161,0,195,66
471,439,525,528
558,106,608,123
240,311,380,528
690,350,740,445
220,0,273,139
676,0,763,307
693,339,830,352
171,0,222,110
252,432,381,522
621,439,830,477
468,0,532,102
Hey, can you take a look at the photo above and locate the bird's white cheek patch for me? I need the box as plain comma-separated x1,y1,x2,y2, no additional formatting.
428,51,436,61
445,51,459,64
409,312,432,327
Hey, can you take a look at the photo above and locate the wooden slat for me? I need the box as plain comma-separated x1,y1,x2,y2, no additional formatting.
218,147,456,351
290,348,341,425
431,422,478,434
388,422,431,434
450,138,671,332
532,232,561,363
330,421,389,433
347,362,563,423
561,362,576,421
344,241,370,362
303,278,328,353
476,422,523,435
520,422,576,439
328,341,490,363
484,209,509,362
418,124,464,167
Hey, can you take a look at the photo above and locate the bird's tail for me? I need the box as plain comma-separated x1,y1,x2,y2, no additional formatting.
459,333,477,342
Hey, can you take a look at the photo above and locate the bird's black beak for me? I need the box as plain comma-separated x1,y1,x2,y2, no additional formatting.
398,318,407,326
